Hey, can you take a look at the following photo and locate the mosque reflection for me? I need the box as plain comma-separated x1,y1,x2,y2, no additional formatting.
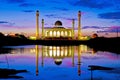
42,46,74,65
35,45,95,76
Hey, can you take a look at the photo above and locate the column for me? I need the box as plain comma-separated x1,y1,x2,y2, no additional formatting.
42,19,44,39
36,10,39,39
78,11,81,40
72,19,75,39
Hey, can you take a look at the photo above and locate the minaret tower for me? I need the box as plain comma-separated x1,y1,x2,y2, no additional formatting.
78,11,81,40
72,19,75,39
36,10,39,39
42,19,44,39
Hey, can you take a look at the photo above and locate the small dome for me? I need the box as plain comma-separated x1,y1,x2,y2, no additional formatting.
55,20,62,26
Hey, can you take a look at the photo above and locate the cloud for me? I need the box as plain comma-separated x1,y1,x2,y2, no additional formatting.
22,10,34,13
0,21,9,24
19,3,35,7
0,20,15,26
98,12,120,19
70,0,112,9
54,16,77,21
44,14,56,18
97,26,120,33
82,26,101,29
107,26,120,32
45,14,77,21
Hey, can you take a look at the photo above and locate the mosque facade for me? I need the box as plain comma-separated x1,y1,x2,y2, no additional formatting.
43,21,74,40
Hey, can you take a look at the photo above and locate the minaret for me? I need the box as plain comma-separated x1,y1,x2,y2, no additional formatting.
42,19,44,39
78,11,81,40
72,19,75,39
35,45,39,76
36,10,39,39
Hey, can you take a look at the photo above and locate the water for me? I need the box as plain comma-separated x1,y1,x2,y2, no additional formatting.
0,45,120,80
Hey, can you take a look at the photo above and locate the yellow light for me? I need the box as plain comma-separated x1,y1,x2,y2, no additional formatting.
29,36,36,40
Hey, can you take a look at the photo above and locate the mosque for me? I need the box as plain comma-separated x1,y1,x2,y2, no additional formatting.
43,20,73,40
35,10,85,40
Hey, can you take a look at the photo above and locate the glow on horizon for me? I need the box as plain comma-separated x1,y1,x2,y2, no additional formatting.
0,0,120,37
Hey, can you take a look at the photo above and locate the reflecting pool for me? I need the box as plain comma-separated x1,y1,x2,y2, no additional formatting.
0,45,120,80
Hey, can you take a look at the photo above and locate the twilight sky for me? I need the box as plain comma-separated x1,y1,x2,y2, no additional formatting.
0,0,120,37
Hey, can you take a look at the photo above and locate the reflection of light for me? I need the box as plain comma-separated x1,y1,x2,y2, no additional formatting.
46,53,48,57
43,46,73,58
53,46,56,50
80,45,87,52
49,50,52,57
53,50,56,57
30,49,36,53
61,51,63,56
49,46,53,49
55,59,62,62
65,50,67,56
57,50,60,56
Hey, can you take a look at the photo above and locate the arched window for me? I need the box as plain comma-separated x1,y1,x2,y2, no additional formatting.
57,31,60,37
69,31,71,36
50,31,53,37
61,31,64,36
53,31,56,37
65,31,68,36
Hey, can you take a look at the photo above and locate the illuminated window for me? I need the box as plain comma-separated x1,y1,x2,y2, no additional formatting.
61,31,64,36
57,31,60,37
53,31,56,37
50,31,53,37
69,31,71,36
65,31,67,36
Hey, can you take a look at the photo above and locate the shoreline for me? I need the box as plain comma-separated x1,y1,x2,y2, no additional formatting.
0,37,120,54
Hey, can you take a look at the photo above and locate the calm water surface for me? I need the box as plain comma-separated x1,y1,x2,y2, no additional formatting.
0,45,120,80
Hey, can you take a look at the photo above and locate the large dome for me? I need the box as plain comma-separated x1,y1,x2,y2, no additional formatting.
55,20,62,26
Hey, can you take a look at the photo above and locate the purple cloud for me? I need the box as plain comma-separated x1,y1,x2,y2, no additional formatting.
45,14,77,21
82,26,101,29
44,14,56,18
99,12,120,19
107,26,120,32
97,26,120,33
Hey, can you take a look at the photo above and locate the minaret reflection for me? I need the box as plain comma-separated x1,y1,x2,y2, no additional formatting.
72,46,74,67
35,45,39,76
78,45,81,76
41,46,44,67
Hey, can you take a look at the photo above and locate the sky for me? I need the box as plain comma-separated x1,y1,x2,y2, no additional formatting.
0,0,120,37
